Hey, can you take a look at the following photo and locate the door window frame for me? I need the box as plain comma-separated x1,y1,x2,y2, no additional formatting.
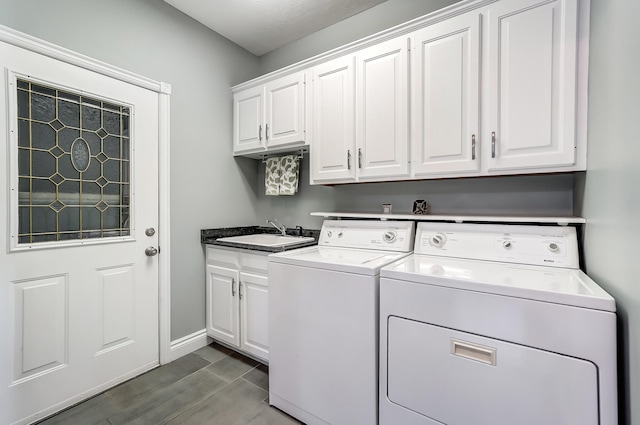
8,71,137,252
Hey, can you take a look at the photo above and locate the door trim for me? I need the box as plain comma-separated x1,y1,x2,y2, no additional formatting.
0,24,172,366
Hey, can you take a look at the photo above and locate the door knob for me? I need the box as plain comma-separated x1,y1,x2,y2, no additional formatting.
145,246,159,256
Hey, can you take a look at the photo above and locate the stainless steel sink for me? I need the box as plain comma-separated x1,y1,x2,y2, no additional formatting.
216,233,315,247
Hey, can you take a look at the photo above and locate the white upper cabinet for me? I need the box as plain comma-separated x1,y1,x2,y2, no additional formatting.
411,12,481,177
310,55,356,183
233,72,306,156
484,0,579,172
356,37,410,180
264,73,306,148
233,85,263,153
233,0,588,180
311,38,410,184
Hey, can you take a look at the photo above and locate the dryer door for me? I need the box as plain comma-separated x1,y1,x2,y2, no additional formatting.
386,317,598,425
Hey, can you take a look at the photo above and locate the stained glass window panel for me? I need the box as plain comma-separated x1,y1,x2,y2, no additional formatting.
16,78,131,244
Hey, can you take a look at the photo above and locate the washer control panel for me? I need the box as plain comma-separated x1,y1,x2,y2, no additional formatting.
415,222,579,269
319,220,415,252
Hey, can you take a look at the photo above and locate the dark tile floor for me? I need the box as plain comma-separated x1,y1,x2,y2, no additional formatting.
37,343,301,425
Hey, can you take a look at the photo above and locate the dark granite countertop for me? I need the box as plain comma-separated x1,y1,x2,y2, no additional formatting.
201,226,320,253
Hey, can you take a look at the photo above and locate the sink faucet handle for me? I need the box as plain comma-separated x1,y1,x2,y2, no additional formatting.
267,219,287,235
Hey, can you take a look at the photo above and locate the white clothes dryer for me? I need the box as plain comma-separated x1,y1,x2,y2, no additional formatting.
379,222,617,425
269,219,415,425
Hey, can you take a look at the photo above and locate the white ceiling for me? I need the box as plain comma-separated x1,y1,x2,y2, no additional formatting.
163,0,388,56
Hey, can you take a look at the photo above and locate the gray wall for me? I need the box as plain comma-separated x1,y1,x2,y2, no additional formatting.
255,158,575,231
0,0,261,340
577,0,640,422
260,0,463,74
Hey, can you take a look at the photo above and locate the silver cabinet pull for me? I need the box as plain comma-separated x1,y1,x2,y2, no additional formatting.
231,278,236,297
347,150,351,170
265,124,269,141
491,131,496,158
258,125,262,141
358,148,363,169
471,134,476,160
239,281,243,300
451,339,497,366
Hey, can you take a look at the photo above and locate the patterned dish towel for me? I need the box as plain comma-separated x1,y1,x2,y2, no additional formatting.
279,155,299,195
265,157,281,196
264,155,299,196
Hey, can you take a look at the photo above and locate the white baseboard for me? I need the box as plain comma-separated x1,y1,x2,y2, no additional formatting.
168,329,211,362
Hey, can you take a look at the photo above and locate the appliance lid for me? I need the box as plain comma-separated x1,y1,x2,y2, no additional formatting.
269,246,411,275
381,255,615,312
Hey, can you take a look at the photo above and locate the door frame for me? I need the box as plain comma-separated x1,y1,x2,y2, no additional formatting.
0,24,173,365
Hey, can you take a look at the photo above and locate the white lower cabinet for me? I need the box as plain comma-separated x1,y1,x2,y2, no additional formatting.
206,246,269,362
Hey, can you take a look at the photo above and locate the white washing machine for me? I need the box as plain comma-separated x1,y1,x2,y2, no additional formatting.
268,219,415,425
379,222,617,425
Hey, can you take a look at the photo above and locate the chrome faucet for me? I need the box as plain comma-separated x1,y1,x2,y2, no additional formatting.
267,219,287,236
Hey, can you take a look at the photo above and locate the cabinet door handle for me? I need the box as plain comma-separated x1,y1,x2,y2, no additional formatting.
258,125,262,142
231,278,236,297
471,134,476,160
358,148,363,169
491,131,496,158
347,150,351,170
239,281,243,300
265,124,269,141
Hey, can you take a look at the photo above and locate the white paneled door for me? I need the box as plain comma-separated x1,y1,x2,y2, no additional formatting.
0,40,159,425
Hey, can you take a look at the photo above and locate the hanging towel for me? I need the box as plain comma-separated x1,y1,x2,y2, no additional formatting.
265,157,281,196
278,155,299,195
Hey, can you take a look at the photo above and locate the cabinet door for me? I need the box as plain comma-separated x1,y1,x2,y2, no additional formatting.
265,72,306,148
233,85,264,154
206,265,240,347
239,272,269,361
486,0,578,171
356,37,409,179
412,12,481,177
310,55,356,183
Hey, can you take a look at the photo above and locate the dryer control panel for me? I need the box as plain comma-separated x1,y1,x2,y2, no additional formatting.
415,223,579,269
319,220,415,252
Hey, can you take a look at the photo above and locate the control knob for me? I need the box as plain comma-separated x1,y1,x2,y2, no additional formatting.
383,231,397,243
429,233,446,248
548,242,559,252
502,241,513,249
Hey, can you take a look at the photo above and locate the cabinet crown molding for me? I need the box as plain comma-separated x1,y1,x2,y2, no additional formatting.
232,0,499,92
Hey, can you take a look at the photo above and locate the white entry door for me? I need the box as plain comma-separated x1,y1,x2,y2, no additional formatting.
0,40,160,425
